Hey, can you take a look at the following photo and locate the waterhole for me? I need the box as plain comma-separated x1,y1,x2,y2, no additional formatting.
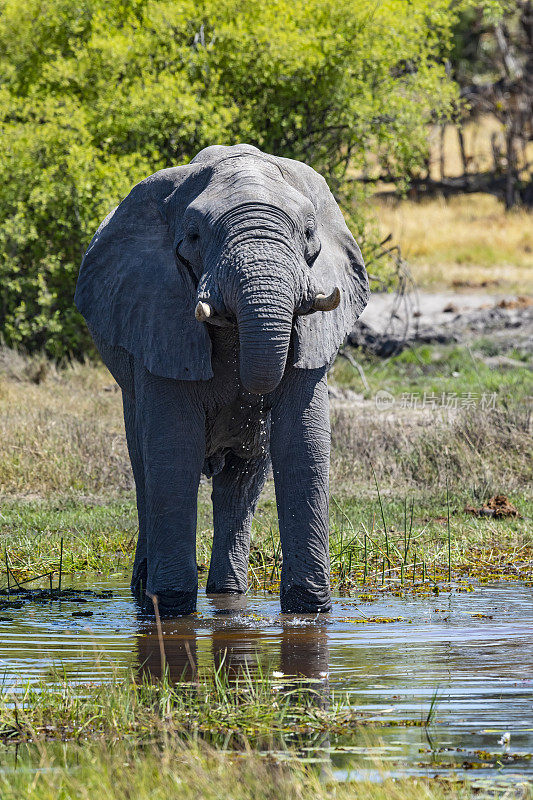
1,579,532,783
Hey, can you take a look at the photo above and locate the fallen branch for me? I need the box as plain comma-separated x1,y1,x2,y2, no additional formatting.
338,349,370,392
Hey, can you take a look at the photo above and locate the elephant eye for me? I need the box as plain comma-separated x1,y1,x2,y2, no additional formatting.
304,218,316,240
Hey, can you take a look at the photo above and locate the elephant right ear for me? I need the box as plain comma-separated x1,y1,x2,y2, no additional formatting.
75,166,214,380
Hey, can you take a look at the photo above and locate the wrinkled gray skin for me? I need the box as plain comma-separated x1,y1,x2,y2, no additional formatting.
75,144,369,616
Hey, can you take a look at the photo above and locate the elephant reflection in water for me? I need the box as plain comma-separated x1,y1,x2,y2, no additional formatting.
137,614,199,683
279,623,329,681
136,603,331,758
136,597,329,685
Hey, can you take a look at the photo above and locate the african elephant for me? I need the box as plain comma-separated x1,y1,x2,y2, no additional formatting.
75,144,369,616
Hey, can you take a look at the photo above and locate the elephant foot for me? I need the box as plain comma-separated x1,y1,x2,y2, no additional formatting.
205,580,245,595
206,593,247,613
131,562,196,615
280,585,332,614
142,589,197,617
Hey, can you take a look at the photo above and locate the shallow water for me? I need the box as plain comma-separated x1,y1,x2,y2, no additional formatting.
1,577,532,782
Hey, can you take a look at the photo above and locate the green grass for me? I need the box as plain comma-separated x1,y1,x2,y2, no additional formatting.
0,669,521,798
0,736,478,800
0,498,138,581
327,492,532,590
331,342,532,402
0,667,499,799
0,666,409,750
1,337,531,591
1,489,530,594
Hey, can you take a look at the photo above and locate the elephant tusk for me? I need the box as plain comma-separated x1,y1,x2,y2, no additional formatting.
195,301,212,322
312,287,341,312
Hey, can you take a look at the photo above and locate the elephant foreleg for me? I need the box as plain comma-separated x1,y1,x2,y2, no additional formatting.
134,366,205,615
270,367,332,613
122,392,148,600
87,333,148,601
207,452,270,594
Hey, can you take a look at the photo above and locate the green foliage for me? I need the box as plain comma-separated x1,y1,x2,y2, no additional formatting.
0,0,461,357
449,0,523,88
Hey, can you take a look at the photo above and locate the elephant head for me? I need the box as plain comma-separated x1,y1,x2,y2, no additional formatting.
75,144,369,392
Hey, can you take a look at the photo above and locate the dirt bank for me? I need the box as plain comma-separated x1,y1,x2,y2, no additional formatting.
353,290,533,357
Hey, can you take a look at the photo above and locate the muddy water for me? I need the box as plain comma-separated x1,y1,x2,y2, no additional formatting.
1,579,532,782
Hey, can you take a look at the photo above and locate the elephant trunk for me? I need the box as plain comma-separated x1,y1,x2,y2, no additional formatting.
235,270,296,395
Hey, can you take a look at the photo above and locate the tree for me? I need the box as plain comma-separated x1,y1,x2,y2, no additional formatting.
450,1,533,207
0,0,460,357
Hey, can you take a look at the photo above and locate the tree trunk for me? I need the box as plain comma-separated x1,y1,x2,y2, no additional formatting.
439,125,446,181
505,117,518,210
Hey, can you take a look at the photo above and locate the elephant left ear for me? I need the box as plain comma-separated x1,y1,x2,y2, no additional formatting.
273,156,370,369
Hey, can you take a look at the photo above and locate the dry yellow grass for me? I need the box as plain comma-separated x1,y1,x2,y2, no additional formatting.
374,192,533,291
366,115,533,292
1,344,531,501
0,350,130,495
